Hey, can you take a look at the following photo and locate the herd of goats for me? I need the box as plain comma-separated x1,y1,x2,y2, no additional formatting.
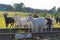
3,12,55,32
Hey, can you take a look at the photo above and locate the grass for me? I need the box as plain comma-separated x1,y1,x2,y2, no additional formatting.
0,11,60,28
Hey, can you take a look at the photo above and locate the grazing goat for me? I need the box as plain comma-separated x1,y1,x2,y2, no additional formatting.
14,15,29,28
3,13,15,28
27,16,47,32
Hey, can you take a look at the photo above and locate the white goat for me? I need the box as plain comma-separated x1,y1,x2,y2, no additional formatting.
27,16,47,32
14,15,29,28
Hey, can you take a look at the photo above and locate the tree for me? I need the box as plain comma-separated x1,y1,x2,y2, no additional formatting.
48,6,56,14
52,6,56,13
13,2,25,12
57,7,60,13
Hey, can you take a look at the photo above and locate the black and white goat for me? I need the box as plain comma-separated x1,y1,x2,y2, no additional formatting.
3,13,15,28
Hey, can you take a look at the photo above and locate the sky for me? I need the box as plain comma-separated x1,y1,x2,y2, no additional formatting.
0,0,60,10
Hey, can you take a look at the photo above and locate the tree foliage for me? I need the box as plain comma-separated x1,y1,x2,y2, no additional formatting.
57,7,60,13
13,2,25,12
